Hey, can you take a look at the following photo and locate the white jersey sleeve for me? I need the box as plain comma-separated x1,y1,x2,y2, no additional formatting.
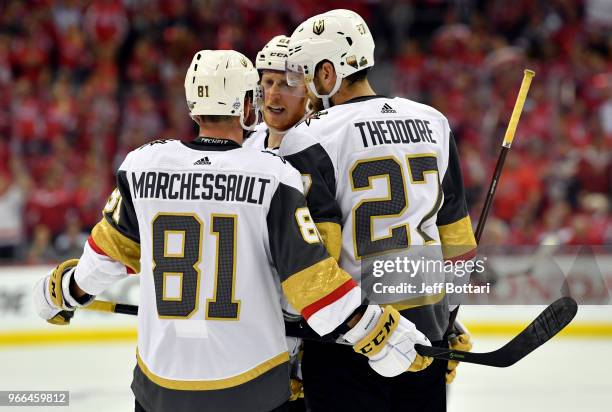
74,148,141,294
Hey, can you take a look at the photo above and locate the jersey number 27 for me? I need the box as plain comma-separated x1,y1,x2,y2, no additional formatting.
350,154,441,259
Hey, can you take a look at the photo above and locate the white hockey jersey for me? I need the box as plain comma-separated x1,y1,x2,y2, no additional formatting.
244,123,284,155
243,123,271,151
72,137,360,412
280,96,476,341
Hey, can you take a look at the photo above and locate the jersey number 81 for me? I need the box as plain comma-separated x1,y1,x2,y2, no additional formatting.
151,213,240,320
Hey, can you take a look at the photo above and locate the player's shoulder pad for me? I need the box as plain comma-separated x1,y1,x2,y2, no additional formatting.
293,109,331,130
236,146,303,194
276,161,304,195
280,111,335,157
136,138,178,151
121,139,181,171
393,97,449,123
258,148,287,164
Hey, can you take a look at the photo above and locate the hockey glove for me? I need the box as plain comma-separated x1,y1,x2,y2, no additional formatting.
33,259,94,325
344,305,433,377
446,333,473,384
289,378,304,402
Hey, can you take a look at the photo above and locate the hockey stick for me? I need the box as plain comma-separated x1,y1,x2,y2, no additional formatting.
447,69,536,333
474,69,535,241
417,296,577,367
84,295,579,369
86,300,138,315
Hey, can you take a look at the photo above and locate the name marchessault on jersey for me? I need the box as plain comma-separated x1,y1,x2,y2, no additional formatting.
131,171,271,204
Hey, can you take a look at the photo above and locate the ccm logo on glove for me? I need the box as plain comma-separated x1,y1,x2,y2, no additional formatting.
354,306,400,357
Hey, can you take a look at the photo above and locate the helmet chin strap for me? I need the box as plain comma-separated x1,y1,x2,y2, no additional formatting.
308,76,342,109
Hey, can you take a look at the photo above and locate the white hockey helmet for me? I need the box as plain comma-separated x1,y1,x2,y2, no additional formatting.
286,9,375,108
256,35,291,71
184,49,261,130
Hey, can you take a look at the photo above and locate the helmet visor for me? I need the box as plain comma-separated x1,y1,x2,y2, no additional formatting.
261,75,306,97
285,61,310,88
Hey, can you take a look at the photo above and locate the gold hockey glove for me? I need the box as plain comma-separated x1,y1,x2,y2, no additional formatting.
446,333,473,384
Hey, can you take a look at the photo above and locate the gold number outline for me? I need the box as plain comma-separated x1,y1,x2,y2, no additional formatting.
350,156,410,260
405,153,441,245
206,214,241,321
152,212,203,320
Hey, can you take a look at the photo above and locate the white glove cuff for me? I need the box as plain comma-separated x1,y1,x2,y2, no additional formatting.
61,268,94,309
343,305,383,344
35,277,62,320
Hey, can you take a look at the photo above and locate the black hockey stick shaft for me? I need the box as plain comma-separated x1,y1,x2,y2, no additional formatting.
86,299,343,343
417,297,577,367
87,296,578,368
447,69,535,333
87,300,138,315
446,146,509,329
474,147,508,243
446,148,508,331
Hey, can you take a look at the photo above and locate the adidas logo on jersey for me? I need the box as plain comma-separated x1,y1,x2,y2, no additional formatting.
194,156,211,165
381,103,396,113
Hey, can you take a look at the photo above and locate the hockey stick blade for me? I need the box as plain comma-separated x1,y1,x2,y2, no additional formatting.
415,297,578,367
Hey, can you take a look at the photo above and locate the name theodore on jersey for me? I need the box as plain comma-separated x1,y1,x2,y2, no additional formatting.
354,118,437,148
131,171,271,204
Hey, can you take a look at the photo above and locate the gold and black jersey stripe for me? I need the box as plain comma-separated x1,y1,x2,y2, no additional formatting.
283,144,343,260
132,353,290,412
436,132,476,260
267,182,355,320
90,170,141,273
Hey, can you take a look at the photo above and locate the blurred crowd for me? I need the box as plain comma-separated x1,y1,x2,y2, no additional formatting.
0,0,610,263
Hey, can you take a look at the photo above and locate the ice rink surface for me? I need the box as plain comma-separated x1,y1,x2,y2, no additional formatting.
0,337,610,412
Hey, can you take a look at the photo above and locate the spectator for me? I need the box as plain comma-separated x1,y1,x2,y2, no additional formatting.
54,215,88,260
25,164,73,237
0,0,609,265
0,169,30,260
26,224,57,264
83,0,128,55
492,155,542,223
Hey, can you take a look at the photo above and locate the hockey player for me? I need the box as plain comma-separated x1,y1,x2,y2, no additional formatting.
33,49,433,412
244,35,309,152
280,9,477,412
246,37,311,407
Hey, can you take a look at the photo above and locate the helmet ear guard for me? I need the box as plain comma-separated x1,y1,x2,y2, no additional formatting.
239,86,263,131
